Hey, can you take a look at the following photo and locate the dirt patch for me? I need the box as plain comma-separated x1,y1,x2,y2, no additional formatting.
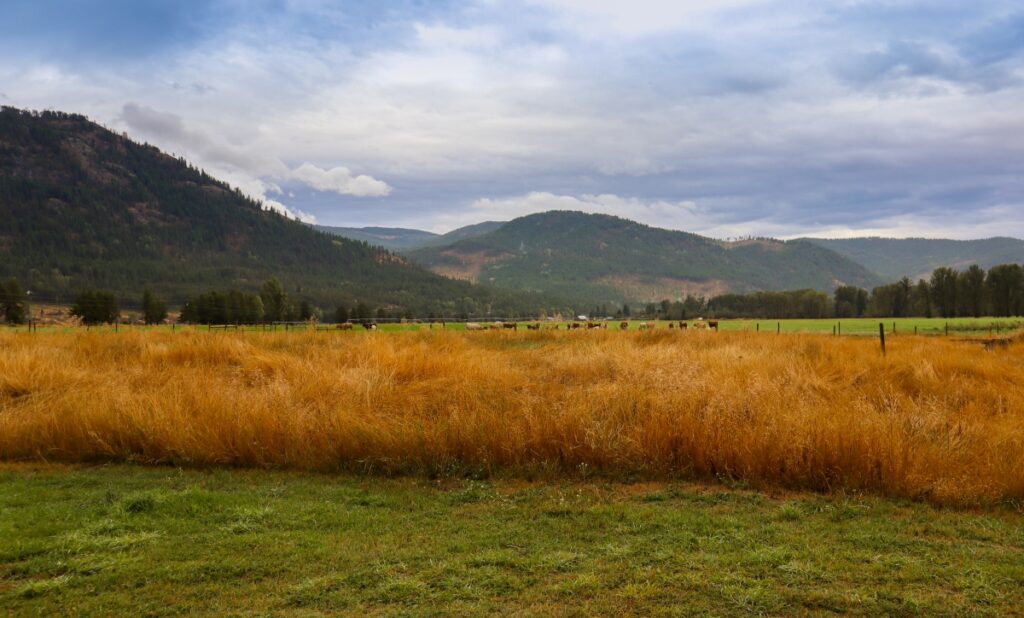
595,275,731,301
428,250,512,283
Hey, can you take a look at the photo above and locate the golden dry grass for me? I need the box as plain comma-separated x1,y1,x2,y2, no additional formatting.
1,329,1023,506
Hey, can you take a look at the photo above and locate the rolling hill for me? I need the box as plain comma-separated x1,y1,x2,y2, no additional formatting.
312,225,440,250
0,107,561,316
802,237,1024,281
408,211,882,304
316,220,505,251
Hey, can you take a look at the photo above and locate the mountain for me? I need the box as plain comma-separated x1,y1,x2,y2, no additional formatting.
802,237,1024,281
0,107,561,316
421,221,506,248
408,211,882,304
314,225,439,250
316,220,505,251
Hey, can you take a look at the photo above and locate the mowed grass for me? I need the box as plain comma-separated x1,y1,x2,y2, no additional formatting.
2,329,1024,506
2,464,1023,616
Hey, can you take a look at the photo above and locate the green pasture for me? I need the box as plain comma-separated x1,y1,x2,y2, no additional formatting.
2,465,1022,616
9,316,1024,337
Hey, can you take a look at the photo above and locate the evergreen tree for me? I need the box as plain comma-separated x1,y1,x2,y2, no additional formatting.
71,290,119,324
260,278,288,322
986,264,1024,317
929,267,958,318
957,265,986,318
1,278,28,325
141,288,167,325
354,301,372,321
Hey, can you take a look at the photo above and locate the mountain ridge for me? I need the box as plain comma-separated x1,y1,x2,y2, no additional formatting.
802,236,1024,281
316,220,505,251
0,106,561,316
407,211,883,304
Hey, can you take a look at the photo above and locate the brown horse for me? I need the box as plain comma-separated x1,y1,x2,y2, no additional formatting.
708,320,719,331
619,321,629,330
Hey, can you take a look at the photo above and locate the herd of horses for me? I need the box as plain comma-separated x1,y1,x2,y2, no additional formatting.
335,320,720,332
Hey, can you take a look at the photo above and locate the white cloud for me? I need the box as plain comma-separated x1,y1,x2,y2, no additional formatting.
527,0,767,36
5,1,1023,238
289,162,392,197
118,103,390,216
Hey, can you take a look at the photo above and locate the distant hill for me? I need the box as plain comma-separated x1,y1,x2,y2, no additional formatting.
408,211,882,304
314,225,439,250
317,220,505,251
421,221,506,248
0,107,561,316
803,237,1024,281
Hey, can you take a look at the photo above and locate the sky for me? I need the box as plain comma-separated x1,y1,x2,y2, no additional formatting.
2,0,1023,239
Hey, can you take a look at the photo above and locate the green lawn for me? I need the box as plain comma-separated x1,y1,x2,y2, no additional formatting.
1,465,1022,616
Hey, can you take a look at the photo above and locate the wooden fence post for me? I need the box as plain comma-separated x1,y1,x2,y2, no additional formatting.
879,323,886,355
838,322,841,336
777,322,780,334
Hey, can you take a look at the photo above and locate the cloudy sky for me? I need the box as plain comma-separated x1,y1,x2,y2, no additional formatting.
3,1,1023,238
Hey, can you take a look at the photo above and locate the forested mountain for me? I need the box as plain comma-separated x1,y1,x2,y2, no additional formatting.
0,107,562,316
408,211,882,304
803,237,1024,281
316,220,505,251
313,225,439,250
421,221,506,248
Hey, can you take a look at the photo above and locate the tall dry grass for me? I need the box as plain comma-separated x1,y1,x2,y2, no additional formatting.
1,329,1023,505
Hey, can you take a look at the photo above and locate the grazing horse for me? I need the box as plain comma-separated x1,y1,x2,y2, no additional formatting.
337,322,353,331
619,321,629,330
668,323,675,329
638,322,653,331
361,322,377,331
708,320,719,331
526,323,541,330
503,322,518,330
586,322,604,330
466,322,485,331
678,322,687,330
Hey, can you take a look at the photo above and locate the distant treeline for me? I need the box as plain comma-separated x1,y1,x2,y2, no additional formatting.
625,263,1024,320
3,263,1023,325
861,264,1024,318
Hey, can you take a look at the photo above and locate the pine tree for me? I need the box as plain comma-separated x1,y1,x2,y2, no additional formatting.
141,288,167,325
1,279,29,325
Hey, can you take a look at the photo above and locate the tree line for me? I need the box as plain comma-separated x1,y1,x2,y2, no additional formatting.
3,262,1023,326
604,263,1024,321
854,263,1024,318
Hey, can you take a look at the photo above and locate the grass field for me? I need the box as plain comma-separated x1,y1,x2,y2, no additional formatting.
2,328,1023,506
14,316,1024,337
2,464,1023,616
